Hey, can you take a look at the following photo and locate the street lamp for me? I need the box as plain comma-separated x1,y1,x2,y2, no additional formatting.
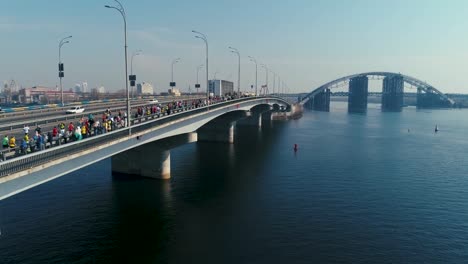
131,49,142,98
270,70,276,95
105,0,130,130
261,64,269,95
131,49,142,75
228,46,240,96
196,64,203,93
248,56,258,97
59,35,72,106
192,30,209,98
171,58,180,83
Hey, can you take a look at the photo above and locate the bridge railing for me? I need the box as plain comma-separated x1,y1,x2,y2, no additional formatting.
0,96,282,178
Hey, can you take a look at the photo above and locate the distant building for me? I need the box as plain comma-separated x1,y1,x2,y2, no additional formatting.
168,88,181,96
19,86,77,104
82,82,88,93
74,84,82,93
137,82,154,95
209,79,234,96
97,86,106,94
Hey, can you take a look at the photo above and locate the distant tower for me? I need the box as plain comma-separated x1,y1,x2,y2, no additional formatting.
82,81,88,93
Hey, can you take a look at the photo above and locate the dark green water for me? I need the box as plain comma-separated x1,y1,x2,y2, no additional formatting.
2,102,468,263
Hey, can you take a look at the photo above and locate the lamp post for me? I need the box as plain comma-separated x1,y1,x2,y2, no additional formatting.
192,30,209,98
196,64,203,93
59,35,72,106
130,49,142,76
228,47,240,96
261,64,268,95
248,56,258,97
105,0,130,130
130,49,142,98
171,58,180,83
270,70,276,95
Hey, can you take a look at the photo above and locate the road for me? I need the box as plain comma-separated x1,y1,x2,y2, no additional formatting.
0,95,205,142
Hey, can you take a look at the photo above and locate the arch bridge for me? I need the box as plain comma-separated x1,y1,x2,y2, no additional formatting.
300,72,454,112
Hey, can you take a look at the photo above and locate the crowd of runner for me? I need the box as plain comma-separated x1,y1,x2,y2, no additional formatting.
1,95,244,159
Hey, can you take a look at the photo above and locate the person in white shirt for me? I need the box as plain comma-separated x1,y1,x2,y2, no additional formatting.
23,125,30,135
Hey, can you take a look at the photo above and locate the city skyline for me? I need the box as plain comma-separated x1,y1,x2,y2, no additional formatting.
2,0,468,94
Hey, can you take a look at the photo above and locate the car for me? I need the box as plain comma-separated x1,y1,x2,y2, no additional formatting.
66,106,85,114
147,99,159,104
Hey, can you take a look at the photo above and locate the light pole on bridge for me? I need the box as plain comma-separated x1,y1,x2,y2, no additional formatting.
196,64,204,94
105,0,131,131
130,49,142,98
59,35,72,106
228,46,240,96
192,30,209,99
248,56,258,97
269,70,277,95
171,58,181,87
261,64,269,95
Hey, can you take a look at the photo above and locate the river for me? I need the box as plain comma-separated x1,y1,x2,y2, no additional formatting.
2,102,468,263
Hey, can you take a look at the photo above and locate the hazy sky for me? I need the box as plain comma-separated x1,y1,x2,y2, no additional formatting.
2,0,468,94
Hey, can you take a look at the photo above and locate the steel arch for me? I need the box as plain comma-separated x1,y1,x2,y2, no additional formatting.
301,72,454,105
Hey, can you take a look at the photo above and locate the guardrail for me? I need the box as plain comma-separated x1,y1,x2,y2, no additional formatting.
0,96,285,178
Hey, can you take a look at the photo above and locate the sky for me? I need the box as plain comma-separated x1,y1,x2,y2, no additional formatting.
2,0,468,94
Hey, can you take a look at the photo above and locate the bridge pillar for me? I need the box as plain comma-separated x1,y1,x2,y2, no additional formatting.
198,121,236,143
237,112,262,127
111,133,198,179
382,75,404,112
312,88,330,111
112,145,171,179
348,76,368,113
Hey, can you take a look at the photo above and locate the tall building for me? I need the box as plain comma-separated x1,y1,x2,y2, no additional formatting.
82,82,88,93
209,80,234,96
74,83,82,93
97,86,106,94
137,82,154,95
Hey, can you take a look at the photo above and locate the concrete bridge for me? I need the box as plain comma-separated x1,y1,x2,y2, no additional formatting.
0,97,298,200
300,72,455,112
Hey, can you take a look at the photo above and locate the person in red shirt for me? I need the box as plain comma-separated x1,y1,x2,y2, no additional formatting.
52,126,58,137
68,122,74,133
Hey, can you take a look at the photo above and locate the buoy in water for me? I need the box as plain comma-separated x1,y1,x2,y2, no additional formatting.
294,144,298,151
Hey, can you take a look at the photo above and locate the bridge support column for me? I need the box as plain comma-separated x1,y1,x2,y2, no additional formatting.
112,146,171,179
237,113,262,127
262,111,274,127
312,89,330,111
348,76,368,113
198,121,236,143
382,75,404,112
111,133,198,179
